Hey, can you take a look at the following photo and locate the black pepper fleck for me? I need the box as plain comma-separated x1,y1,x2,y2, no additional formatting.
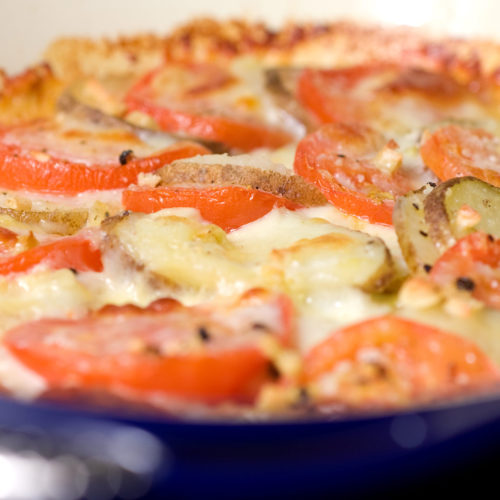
69,268,78,275
268,362,281,380
428,182,437,187
252,322,269,331
145,344,161,356
419,230,428,237
456,277,475,291
488,234,495,242
336,154,346,158
122,210,130,217
197,326,211,342
423,264,432,273
119,150,134,165
104,211,110,218
412,203,420,210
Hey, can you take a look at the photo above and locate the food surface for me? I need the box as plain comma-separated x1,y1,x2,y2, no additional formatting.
1,18,500,420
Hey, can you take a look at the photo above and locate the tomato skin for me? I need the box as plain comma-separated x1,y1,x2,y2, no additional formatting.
123,186,302,232
297,65,480,129
0,141,208,194
294,123,411,225
304,315,499,409
420,125,500,187
3,292,294,405
0,236,103,275
126,67,293,152
296,66,383,125
430,232,500,309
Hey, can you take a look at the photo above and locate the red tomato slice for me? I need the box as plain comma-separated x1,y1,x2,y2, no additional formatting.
430,232,500,309
122,186,303,232
0,236,102,275
297,65,485,129
3,290,294,405
304,315,499,409
297,66,385,125
125,64,293,151
294,123,413,225
0,139,208,194
420,125,500,186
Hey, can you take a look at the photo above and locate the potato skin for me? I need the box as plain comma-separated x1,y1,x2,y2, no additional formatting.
393,184,439,274
157,160,327,207
0,207,88,236
424,176,500,251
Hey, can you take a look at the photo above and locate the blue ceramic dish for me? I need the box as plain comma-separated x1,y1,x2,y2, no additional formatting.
1,393,500,499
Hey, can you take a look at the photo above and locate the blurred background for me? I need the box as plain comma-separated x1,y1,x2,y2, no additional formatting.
1,0,495,74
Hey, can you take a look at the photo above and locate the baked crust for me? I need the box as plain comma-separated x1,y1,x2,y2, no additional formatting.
0,64,62,125
42,18,500,83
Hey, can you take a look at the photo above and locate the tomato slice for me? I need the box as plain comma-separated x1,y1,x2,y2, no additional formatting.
122,186,303,232
430,232,500,309
0,236,102,275
125,63,293,151
294,123,413,225
304,315,499,409
3,290,294,405
297,65,487,131
420,125,500,186
0,139,208,194
297,66,386,125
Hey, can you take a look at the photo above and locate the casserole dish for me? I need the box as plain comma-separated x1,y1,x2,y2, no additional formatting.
2,2,500,498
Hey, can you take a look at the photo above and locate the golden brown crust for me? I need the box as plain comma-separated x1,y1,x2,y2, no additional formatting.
44,34,166,82
0,18,491,130
41,18,500,84
165,18,500,81
157,160,327,207
0,64,63,125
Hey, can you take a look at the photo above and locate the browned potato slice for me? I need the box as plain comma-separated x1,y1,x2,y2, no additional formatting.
105,210,394,302
265,232,393,295
393,184,440,274
102,211,253,297
424,176,500,251
58,92,228,153
0,207,88,235
158,158,327,206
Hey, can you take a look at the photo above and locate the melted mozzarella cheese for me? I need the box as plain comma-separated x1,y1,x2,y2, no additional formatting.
299,204,408,277
105,208,393,316
0,270,91,334
297,287,393,353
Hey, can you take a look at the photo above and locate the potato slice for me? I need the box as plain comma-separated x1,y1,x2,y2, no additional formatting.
158,157,327,206
103,211,255,298
393,184,440,273
266,231,393,296
104,209,394,303
0,207,88,235
424,176,500,250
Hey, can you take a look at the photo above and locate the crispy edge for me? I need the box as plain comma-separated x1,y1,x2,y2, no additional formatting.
0,64,63,125
156,160,327,207
41,19,500,82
